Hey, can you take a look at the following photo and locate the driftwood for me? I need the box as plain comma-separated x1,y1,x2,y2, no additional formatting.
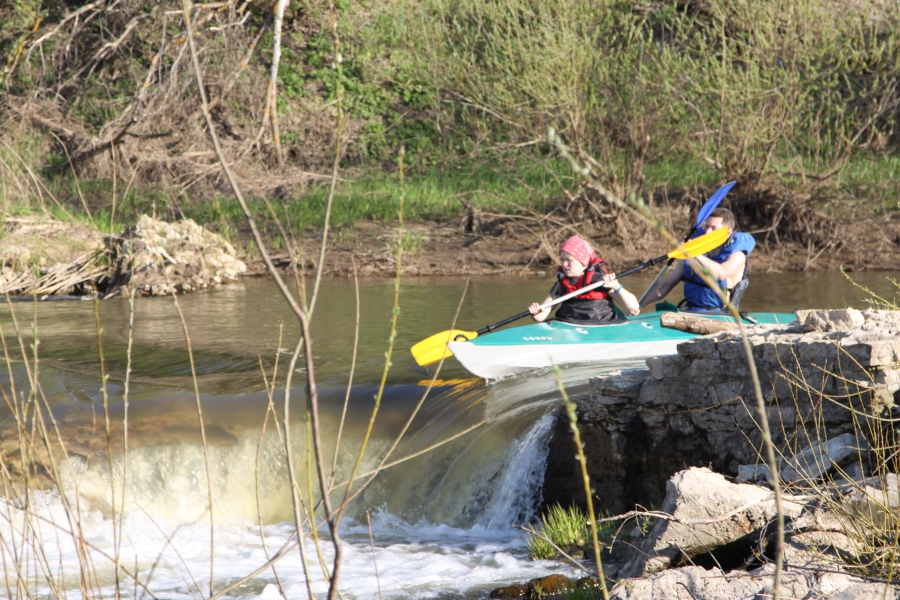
660,312,737,335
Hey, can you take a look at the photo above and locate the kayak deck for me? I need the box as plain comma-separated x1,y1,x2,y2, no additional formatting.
446,310,794,379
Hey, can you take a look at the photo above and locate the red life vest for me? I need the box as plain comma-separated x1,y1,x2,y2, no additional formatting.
556,257,609,300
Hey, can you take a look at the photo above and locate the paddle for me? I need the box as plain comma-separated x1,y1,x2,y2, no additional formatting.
638,181,736,305
411,227,731,367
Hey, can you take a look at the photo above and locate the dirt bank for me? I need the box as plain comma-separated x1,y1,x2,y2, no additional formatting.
3,210,899,299
252,212,900,278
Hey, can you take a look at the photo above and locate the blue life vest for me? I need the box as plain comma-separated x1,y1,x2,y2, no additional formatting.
683,232,755,309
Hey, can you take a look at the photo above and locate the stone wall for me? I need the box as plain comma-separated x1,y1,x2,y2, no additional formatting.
542,309,900,514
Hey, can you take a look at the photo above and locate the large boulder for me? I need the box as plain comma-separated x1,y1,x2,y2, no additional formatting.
781,433,869,483
620,468,804,578
738,433,870,484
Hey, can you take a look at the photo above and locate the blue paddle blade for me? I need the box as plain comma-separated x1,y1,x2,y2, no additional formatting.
696,180,737,227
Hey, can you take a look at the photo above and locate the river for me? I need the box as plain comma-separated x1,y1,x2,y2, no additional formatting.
0,271,897,599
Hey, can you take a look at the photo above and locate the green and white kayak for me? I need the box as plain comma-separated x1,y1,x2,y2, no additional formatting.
446,309,794,379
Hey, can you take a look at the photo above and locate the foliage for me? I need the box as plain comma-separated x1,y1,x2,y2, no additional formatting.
527,504,589,560
2,0,900,226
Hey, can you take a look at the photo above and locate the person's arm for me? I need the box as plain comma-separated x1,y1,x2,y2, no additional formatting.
602,272,640,315
528,295,555,322
691,252,746,285
639,261,685,309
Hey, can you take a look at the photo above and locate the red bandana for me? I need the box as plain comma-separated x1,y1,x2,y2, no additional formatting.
560,236,596,266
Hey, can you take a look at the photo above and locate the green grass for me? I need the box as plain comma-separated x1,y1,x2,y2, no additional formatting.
643,157,722,190
8,148,900,242
287,158,575,225
835,152,900,206
527,504,590,560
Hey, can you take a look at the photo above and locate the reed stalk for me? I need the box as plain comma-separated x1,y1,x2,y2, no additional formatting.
308,0,345,318
367,512,385,600
330,256,360,485
254,361,290,599
552,368,608,600
93,301,121,598
335,145,404,525
339,280,471,507
282,334,319,600
169,290,216,595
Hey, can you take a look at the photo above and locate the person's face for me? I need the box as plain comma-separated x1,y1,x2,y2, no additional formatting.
559,251,586,278
703,216,732,235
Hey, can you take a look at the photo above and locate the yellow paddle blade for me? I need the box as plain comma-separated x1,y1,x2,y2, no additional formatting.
411,328,479,366
666,227,730,260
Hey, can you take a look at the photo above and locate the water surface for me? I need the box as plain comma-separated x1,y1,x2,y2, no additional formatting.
0,270,897,598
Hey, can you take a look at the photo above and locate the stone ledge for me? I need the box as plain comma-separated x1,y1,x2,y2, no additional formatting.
545,309,900,515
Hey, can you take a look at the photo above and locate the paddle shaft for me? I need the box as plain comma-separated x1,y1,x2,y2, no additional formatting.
473,255,669,337
637,225,698,305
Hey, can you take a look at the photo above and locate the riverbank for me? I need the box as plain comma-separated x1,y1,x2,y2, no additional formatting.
3,205,900,299
255,207,900,277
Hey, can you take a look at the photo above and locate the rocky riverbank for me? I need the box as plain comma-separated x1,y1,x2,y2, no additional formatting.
494,467,895,599
509,308,900,599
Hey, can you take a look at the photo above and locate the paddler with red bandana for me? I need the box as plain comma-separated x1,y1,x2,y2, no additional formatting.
527,236,640,324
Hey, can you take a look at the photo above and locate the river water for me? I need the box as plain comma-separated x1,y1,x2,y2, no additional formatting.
0,271,897,599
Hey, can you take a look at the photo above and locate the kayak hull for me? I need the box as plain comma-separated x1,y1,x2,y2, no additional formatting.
446,310,794,379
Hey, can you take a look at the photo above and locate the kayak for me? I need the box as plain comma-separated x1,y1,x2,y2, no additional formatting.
445,309,795,379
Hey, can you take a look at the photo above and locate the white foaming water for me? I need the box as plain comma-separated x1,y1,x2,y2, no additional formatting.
0,414,572,599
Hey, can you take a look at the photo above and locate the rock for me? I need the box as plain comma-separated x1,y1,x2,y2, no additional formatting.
609,564,894,600
846,473,900,529
525,574,573,598
796,308,865,332
785,507,859,560
575,576,602,591
831,582,896,600
490,583,527,599
736,462,773,483
781,433,869,483
619,467,805,578
554,308,900,517
609,566,760,599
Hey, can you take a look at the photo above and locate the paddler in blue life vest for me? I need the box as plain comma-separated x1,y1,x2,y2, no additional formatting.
638,207,755,313
528,235,640,324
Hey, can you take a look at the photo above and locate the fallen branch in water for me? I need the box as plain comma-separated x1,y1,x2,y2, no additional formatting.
660,312,738,335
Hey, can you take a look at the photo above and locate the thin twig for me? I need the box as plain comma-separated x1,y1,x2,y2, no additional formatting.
307,0,344,317
513,524,592,575
169,290,216,595
330,256,360,484
366,513,385,600
266,0,289,167
553,368,609,600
